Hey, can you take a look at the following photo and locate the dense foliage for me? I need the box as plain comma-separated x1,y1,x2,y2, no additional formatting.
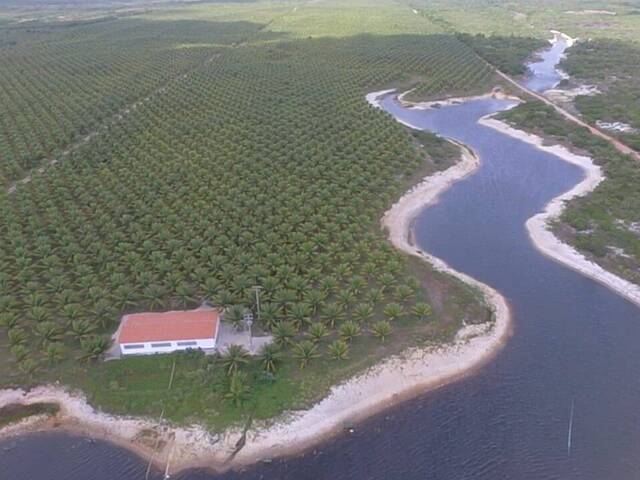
0,8,493,425
458,33,547,75
560,39,640,150
0,17,269,186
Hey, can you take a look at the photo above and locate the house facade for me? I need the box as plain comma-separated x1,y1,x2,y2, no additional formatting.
117,308,220,356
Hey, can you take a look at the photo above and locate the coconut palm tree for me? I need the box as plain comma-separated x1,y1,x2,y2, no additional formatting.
394,284,414,303
412,302,432,321
227,305,248,332
113,285,136,311
29,306,49,323
337,290,354,309
365,287,384,305
221,344,250,376
202,277,220,299
175,282,195,308
349,276,367,295
383,302,405,322
371,320,392,343
55,289,79,309
259,303,281,331
11,345,30,362
303,290,326,314
307,322,329,343
46,342,66,364
272,321,296,347
79,336,110,361
327,339,349,360
378,273,396,289
352,303,374,323
8,328,28,346
61,303,83,323
68,320,96,342
0,312,19,330
320,302,344,328
320,276,338,295
224,371,251,408
35,321,62,346
143,284,168,310
293,340,320,369
259,343,282,374
339,321,361,343
19,358,39,377
289,302,312,331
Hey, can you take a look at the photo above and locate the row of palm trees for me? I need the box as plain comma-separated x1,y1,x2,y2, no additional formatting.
0,32,478,388
0,19,216,186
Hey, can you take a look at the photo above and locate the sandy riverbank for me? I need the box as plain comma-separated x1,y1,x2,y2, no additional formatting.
549,30,577,48
479,114,640,308
395,88,518,111
0,91,513,475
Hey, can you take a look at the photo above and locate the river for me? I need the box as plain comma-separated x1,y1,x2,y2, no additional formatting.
2,39,640,480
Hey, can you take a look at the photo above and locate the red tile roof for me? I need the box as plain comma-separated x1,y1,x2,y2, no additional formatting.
118,309,220,344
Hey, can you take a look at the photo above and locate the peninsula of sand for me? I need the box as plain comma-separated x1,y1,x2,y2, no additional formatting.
0,90,515,475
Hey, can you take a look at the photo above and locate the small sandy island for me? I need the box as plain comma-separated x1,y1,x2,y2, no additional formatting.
0,90,514,476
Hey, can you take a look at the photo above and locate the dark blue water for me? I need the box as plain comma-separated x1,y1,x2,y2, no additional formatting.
3,39,640,480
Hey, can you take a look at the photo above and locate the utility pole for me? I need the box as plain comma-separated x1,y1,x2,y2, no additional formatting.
244,311,254,353
253,285,262,322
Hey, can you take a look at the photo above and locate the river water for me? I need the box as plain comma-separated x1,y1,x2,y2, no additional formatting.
3,40,640,480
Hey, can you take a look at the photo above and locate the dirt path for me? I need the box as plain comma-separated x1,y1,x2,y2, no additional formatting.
4,0,308,197
494,68,640,162
5,51,222,196
399,3,637,161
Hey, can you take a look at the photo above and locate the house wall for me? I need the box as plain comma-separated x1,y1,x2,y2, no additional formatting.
119,337,216,356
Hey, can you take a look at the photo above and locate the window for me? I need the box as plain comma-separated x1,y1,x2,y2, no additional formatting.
151,342,172,348
177,341,197,347
123,344,144,350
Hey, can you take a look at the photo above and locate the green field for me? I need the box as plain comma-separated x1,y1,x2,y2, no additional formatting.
411,0,640,40
560,39,640,150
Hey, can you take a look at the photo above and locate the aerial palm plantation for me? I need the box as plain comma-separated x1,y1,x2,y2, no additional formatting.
0,0,498,428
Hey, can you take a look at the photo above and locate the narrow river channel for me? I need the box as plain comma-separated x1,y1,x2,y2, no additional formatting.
2,39,639,480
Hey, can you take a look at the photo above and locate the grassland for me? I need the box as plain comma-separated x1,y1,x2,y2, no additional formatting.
411,0,640,41
560,39,640,150
0,0,497,430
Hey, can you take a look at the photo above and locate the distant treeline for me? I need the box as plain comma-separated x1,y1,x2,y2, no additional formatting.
458,33,547,76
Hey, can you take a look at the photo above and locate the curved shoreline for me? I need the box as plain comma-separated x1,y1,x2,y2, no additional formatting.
0,91,512,476
3,84,639,474
479,115,640,308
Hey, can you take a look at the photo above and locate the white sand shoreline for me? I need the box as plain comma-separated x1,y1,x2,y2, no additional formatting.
0,90,513,475
479,115,640,308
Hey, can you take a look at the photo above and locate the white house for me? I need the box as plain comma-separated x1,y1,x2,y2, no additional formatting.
117,308,220,356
